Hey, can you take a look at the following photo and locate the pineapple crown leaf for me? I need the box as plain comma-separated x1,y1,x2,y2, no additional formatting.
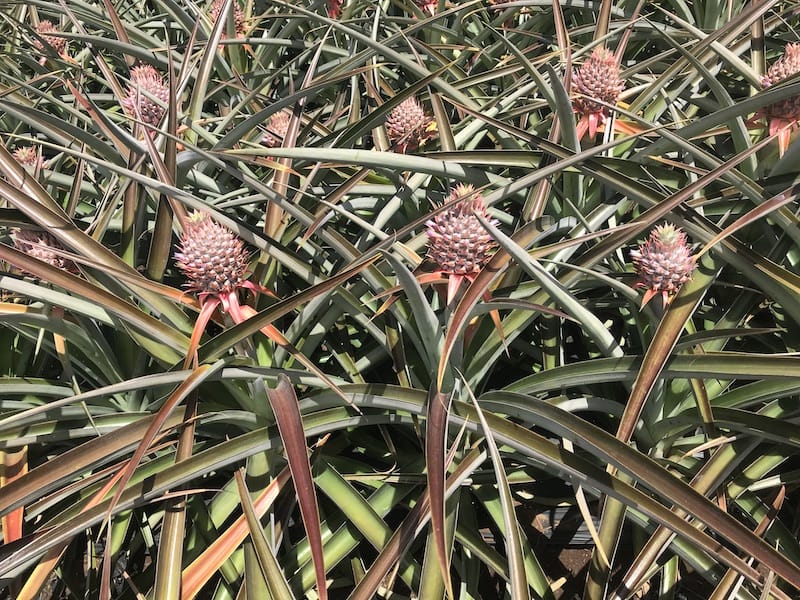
13,146,39,167
651,223,680,244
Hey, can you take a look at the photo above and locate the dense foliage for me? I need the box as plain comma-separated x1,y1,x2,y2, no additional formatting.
1,0,800,598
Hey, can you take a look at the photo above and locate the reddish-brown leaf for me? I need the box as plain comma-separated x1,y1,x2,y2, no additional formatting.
425,388,454,599
267,375,327,600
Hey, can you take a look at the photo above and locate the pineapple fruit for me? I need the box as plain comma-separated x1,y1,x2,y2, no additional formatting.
174,211,252,299
630,223,696,308
385,96,435,153
12,229,77,274
760,42,800,155
426,184,498,302
121,65,169,133
262,111,291,148
572,46,624,139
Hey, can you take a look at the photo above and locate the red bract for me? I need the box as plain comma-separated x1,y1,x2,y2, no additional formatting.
327,0,342,18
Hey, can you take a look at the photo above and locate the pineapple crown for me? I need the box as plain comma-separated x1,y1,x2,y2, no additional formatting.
174,211,252,299
11,229,78,275
425,184,499,277
630,222,696,308
572,46,624,115
121,64,169,131
262,111,291,147
385,96,435,153
648,222,681,245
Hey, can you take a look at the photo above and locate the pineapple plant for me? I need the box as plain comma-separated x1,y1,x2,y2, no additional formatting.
385,96,435,153
630,223,696,308
572,46,625,139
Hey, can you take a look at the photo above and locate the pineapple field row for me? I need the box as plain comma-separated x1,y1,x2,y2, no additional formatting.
1,0,800,599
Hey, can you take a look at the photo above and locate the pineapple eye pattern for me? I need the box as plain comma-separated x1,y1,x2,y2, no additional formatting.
385,96,435,153
174,211,252,300
630,223,696,308
120,64,169,133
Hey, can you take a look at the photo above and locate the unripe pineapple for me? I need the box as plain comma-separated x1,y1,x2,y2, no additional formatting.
572,46,624,138
426,184,498,277
11,229,77,274
174,211,251,298
33,20,66,58
760,43,800,154
121,65,169,132
385,97,434,153
630,223,696,307
262,111,291,147
210,0,246,38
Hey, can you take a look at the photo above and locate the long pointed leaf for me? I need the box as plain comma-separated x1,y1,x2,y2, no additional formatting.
425,387,454,599
233,469,295,600
182,467,291,599
267,375,327,600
